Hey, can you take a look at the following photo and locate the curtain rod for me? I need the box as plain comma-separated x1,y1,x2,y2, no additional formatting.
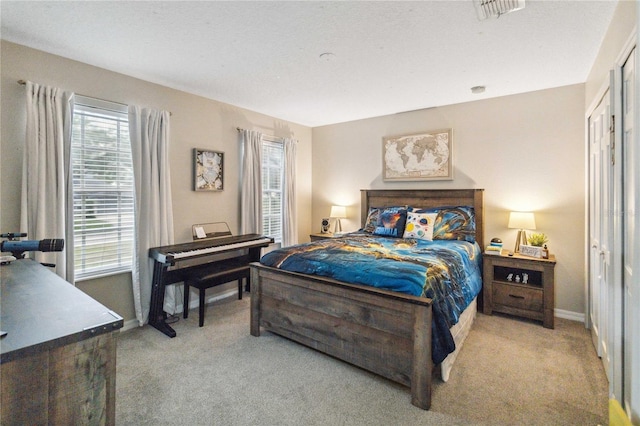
18,79,172,115
236,127,284,142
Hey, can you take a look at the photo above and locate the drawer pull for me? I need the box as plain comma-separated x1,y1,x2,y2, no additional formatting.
509,294,525,299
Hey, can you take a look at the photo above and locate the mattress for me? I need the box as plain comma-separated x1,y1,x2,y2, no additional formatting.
441,296,477,381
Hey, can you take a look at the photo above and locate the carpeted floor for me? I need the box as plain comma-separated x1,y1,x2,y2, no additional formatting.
116,296,608,425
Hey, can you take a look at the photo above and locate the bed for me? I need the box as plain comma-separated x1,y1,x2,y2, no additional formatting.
250,189,484,410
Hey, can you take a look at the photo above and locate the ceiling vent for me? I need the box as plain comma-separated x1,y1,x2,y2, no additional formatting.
474,0,525,20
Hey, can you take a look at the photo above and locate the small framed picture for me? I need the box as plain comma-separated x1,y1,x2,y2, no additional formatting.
193,148,224,191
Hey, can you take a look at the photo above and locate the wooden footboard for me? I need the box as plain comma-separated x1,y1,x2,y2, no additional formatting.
250,263,434,410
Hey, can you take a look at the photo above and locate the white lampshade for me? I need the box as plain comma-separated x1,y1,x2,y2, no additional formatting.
508,212,536,230
329,205,347,219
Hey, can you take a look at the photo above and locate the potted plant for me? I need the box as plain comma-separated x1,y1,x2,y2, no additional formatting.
528,233,548,247
527,233,549,258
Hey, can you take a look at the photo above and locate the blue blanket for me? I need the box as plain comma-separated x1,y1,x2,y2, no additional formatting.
259,233,483,364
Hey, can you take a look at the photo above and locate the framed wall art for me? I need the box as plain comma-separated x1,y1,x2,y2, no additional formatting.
382,129,453,181
193,148,224,191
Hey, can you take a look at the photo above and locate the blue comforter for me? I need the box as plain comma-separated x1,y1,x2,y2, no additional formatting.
259,233,483,364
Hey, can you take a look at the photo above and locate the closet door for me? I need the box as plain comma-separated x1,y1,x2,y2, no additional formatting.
588,80,613,377
622,46,635,416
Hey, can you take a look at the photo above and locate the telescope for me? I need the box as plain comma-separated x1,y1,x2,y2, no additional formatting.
0,233,64,259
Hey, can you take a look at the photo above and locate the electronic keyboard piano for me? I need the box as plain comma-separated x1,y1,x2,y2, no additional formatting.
148,233,273,337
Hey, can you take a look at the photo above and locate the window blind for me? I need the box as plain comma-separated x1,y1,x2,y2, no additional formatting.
262,140,284,243
71,96,134,280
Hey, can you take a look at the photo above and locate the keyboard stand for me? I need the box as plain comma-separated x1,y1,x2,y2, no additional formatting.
148,234,273,337
148,260,177,337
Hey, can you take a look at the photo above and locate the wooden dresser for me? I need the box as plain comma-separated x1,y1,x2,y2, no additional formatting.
0,259,123,425
482,251,556,328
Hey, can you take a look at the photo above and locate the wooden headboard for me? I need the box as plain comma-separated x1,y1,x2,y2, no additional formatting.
360,189,485,249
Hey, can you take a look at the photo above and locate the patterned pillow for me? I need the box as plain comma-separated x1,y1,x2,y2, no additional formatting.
362,205,407,233
362,207,381,233
403,211,438,240
372,206,408,238
410,206,476,242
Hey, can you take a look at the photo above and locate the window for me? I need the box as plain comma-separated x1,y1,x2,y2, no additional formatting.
262,139,284,243
71,96,134,280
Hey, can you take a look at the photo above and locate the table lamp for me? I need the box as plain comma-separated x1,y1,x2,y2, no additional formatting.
330,205,346,233
508,211,536,253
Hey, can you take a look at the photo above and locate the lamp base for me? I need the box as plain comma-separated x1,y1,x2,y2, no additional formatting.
333,219,342,234
514,230,528,253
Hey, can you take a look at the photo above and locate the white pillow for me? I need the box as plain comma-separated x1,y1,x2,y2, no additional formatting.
403,212,438,241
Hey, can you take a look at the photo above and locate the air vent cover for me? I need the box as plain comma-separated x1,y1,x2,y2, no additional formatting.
474,0,525,20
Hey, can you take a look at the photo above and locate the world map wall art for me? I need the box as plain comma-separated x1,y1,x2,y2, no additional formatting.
382,129,453,181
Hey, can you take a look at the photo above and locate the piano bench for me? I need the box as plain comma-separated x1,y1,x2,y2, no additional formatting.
183,266,250,327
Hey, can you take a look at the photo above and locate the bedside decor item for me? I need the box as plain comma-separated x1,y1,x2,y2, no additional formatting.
519,244,544,258
527,233,548,246
485,237,503,255
485,245,501,255
508,211,536,253
193,148,224,191
382,129,453,181
522,232,549,258
330,205,346,233
321,218,330,233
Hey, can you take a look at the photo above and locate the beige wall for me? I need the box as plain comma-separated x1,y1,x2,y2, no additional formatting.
0,41,313,322
312,84,586,315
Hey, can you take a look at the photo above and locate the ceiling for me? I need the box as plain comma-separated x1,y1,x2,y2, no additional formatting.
1,1,618,127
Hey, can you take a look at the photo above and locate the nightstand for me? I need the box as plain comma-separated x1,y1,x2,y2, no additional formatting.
483,251,556,328
309,233,338,241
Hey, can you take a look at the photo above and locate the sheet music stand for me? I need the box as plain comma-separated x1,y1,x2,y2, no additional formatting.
191,222,232,240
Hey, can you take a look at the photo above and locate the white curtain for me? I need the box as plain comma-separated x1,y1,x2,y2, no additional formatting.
240,129,263,234
282,138,298,246
240,130,297,245
21,81,75,281
129,106,174,326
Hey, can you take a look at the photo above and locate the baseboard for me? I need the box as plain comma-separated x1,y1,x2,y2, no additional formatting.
119,289,239,333
181,289,239,313
121,318,141,332
555,308,585,324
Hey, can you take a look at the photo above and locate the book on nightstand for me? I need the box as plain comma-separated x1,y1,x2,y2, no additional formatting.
484,246,502,255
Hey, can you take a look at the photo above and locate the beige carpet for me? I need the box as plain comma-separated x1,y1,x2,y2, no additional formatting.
116,296,608,425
